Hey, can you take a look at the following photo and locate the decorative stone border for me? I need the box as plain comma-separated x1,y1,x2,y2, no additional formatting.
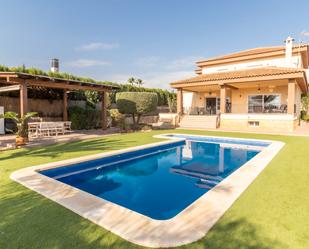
11,134,284,248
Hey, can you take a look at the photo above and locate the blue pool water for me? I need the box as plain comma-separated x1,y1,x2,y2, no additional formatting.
40,136,264,220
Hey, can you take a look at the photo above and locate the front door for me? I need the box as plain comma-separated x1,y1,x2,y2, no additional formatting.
205,98,217,115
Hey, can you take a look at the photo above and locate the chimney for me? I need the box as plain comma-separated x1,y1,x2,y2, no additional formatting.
284,36,294,67
51,58,59,73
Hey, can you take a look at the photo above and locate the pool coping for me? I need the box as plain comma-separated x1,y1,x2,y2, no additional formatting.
10,134,285,248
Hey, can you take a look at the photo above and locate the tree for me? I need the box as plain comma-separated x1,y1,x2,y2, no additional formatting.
116,92,158,129
167,94,177,113
301,93,309,116
127,77,135,86
136,78,144,87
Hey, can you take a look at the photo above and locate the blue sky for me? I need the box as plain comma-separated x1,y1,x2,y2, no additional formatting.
1,0,309,89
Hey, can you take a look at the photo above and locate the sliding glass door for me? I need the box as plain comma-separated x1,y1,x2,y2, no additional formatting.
248,94,282,113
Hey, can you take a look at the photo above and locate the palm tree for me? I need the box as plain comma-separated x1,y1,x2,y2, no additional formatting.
127,77,135,86
0,112,37,138
136,78,144,87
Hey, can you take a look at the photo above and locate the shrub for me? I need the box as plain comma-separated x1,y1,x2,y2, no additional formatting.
109,109,125,129
167,94,177,113
116,92,158,129
303,115,309,122
68,106,101,130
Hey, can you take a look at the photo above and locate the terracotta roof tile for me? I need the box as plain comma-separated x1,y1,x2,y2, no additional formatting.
196,44,308,65
171,67,306,85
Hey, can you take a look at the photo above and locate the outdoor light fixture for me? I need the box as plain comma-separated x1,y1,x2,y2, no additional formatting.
269,85,275,93
209,92,212,96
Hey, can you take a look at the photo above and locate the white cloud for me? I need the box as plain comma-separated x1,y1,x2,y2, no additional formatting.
142,70,195,89
65,59,111,68
166,56,202,70
105,70,194,89
76,42,119,51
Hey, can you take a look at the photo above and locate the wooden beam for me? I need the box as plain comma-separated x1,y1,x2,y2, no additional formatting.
63,89,68,121
20,82,28,116
0,85,20,93
4,77,111,92
223,84,238,90
101,91,107,130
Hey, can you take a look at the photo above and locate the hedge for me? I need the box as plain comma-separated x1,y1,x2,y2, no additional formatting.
0,64,176,106
116,92,158,127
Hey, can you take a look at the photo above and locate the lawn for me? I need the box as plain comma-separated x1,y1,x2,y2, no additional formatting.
0,130,308,249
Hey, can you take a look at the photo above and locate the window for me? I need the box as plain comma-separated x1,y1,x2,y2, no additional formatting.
248,94,281,113
248,121,260,127
216,97,231,113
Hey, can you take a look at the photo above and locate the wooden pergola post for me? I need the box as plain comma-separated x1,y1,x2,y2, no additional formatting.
63,89,68,121
20,81,28,117
101,91,107,130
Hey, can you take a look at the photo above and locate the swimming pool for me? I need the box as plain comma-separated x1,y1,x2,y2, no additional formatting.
12,134,283,247
40,135,264,220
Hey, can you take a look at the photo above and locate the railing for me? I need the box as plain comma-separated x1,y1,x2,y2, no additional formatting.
224,104,288,114
183,106,231,115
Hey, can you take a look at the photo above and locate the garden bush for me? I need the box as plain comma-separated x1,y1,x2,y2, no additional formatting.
109,108,125,129
116,92,158,129
68,106,101,130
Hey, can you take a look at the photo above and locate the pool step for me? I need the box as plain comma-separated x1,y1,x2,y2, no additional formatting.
195,178,221,189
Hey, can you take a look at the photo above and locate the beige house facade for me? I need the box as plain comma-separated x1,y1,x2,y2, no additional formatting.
170,37,308,132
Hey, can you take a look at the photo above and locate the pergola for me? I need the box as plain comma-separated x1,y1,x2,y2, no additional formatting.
0,72,119,130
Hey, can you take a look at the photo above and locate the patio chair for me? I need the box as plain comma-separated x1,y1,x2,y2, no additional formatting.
63,121,72,133
28,123,40,138
280,104,287,113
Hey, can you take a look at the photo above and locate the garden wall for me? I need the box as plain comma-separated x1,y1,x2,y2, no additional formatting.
0,96,63,117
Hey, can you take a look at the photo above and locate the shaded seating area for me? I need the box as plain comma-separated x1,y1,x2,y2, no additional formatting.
28,121,72,138
0,72,119,134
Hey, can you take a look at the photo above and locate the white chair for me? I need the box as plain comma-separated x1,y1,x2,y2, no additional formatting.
63,121,72,133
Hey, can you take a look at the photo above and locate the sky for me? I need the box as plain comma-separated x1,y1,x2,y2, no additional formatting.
1,0,309,89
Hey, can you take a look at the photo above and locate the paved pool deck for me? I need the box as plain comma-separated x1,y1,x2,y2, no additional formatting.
0,128,120,151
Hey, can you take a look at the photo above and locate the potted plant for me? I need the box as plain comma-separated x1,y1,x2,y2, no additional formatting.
0,111,37,146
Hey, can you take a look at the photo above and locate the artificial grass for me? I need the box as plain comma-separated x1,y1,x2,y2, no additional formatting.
0,130,308,249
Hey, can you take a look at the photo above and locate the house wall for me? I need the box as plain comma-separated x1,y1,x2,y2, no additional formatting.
230,85,288,113
202,55,302,74
183,83,302,117
220,114,298,132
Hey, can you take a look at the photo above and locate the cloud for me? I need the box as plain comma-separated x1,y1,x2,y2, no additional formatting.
142,70,195,89
135,55,201,71
166,56,202,70
65,59,111,68
105,70,194,89
76,42,119,51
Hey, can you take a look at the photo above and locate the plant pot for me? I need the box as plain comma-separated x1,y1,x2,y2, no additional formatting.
15,136,28,146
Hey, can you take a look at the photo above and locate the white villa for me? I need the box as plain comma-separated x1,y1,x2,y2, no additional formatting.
170,37,308,132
